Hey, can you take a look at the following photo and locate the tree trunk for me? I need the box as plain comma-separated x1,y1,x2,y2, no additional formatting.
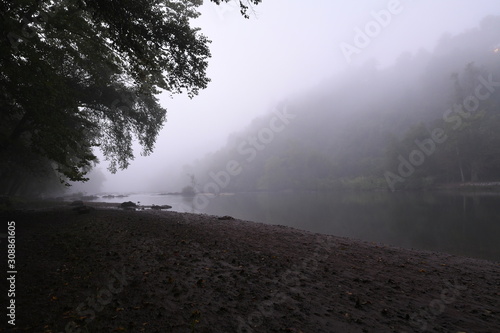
470,162,479,182
456,146,465,183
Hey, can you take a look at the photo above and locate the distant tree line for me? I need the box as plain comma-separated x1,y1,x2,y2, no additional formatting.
189,16,500,192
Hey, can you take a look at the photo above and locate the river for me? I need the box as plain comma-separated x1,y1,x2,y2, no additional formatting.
90,191,500,262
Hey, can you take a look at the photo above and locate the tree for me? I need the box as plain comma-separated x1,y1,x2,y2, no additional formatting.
439,63,500,183
0,0,261,195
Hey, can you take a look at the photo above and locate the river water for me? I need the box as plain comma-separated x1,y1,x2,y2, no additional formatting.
90,191,500,262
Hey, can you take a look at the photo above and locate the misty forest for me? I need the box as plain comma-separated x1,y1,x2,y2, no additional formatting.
189,19,500,193
1,1,500,332
2,2,500,196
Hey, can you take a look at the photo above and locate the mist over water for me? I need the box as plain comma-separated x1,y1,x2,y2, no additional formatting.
72,0,500,195
69,1,500,261
5,3,500,332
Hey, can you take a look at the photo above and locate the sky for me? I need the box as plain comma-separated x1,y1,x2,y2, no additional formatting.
90,0,500,193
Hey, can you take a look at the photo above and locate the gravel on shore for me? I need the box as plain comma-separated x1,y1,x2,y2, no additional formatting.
1,203,499,332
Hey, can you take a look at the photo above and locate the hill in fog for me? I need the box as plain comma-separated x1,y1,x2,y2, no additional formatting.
185,16,500,193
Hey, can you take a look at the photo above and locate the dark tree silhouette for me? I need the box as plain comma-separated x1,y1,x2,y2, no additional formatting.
0,0,261,195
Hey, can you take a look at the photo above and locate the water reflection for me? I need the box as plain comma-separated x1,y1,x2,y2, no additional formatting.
199,191,500,262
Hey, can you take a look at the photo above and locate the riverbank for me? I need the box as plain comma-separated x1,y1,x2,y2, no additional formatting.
1,203,499,332
435,181,500,192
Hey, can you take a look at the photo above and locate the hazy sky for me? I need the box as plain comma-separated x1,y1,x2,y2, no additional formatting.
95,0,500,193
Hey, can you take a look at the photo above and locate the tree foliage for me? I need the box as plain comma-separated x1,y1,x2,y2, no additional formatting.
0,0,260,195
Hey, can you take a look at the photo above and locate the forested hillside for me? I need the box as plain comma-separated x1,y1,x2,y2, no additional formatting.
187,16,500,192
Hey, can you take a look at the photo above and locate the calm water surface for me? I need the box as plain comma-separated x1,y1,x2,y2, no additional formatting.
93,191,500,262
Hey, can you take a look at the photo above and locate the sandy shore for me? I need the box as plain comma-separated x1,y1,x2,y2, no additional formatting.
1,203,499,332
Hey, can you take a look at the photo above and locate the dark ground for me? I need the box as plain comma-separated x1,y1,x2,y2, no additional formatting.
0,203,499,332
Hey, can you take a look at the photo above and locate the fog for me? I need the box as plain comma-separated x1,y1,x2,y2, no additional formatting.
80,0,500,194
